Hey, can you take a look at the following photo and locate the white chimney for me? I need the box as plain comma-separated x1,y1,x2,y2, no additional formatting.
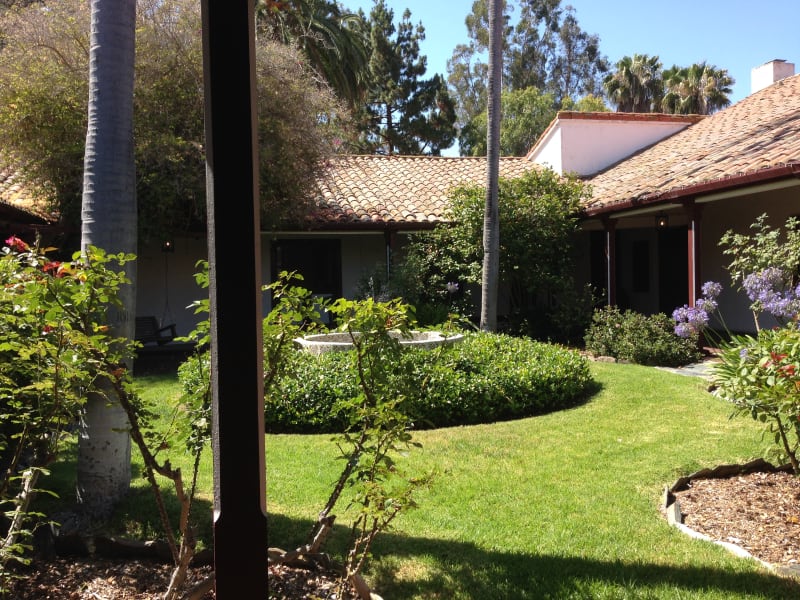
751,59,795,94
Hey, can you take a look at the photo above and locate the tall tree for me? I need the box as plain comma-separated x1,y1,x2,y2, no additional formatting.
447,43,490,134
461,86,557,156
358,0,456,155
255,0,370,107
448,0,608,155
76,0,137,515
506,0,562,92
0,0,351,241
549,6,607,104
480,0,502,332
603,53,664,112
661,62,734,115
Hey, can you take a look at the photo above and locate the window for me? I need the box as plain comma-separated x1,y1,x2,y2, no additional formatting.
270,239,342,299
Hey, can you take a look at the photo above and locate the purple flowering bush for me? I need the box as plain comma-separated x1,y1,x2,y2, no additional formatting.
681,288,800,473
672,281,721,339
742,267,800,320
714,326,800,474
679,215,800,474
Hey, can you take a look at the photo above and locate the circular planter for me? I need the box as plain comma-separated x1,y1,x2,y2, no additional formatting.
294,330,464,355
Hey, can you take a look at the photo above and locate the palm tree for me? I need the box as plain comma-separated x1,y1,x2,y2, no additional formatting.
603,53,663,112
76,0,137,516
480,0,502,332
256,0,369,106
662,62,734,115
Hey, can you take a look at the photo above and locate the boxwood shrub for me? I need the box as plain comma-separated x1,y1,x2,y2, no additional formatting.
266,332,593,433
584,306,701,367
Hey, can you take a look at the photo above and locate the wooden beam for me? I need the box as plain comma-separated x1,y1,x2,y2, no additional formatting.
200,1,268,596
684,201,703,306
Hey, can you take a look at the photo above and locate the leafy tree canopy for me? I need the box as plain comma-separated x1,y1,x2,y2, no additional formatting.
460,86,558,156
604,54,734,115
395,168,593,340
255,0,371,107
355,0,457,155
0,0,353,247
661,61,734,115
448,0,609,153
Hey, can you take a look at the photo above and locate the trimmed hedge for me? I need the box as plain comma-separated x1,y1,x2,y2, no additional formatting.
266,332,593,433
584,306,701,367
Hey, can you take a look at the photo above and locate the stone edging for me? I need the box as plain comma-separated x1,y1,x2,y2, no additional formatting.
662,458,800,579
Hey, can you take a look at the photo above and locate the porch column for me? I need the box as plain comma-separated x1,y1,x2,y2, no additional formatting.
684,200,703,305
384,229,397,282
602,217,617,306
201,0,268,596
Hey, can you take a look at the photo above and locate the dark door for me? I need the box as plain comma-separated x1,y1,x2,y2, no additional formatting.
271,238,342,299
658,227,688,314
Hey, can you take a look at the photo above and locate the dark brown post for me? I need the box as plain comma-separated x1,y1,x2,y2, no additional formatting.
684,200,703,306
200,1,268,596
384,229,397,282
602,217,617,306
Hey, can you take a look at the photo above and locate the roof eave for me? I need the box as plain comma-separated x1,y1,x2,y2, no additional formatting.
582,163,800,218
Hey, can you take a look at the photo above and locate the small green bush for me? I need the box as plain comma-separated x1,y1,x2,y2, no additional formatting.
584,306,701,367
266,332,593,433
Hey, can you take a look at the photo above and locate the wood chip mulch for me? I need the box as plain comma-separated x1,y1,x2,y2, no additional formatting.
4,554,356,599
673,470,800,569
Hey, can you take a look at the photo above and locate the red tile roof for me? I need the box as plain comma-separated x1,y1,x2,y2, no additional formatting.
9,74,796,230
310,155,537,228
0,166,52,223
584,74,800,215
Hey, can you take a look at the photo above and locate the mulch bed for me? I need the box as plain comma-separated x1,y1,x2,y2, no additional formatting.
672,469,800,569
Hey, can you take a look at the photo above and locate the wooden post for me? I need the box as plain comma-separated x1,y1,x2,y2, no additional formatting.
602,217,617,306
684,201,703,306
200,1,268,596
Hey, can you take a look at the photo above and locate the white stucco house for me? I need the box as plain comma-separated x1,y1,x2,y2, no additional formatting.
5,60,799,341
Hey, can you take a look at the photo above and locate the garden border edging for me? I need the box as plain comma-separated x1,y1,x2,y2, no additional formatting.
662,458,800,579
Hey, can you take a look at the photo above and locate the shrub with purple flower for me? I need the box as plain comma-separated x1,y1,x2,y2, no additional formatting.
742,267,800,320
709,215,800,474
672,280,721,339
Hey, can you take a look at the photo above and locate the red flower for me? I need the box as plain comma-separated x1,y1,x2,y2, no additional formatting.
5,235,29,252
42,325,54,334
42,261,61,274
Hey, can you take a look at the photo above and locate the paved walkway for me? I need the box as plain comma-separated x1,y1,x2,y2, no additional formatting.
656,357,719,380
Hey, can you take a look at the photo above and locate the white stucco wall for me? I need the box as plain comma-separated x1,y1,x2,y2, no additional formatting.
529,116,696,177
700,186,800,333
136,235,208,337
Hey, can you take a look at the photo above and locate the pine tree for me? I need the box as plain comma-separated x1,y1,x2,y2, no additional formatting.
358,0,456,155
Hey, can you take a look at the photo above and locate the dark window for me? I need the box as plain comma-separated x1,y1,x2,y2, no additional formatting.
271,239,342,299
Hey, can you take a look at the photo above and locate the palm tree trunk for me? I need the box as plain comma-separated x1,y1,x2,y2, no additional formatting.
76,0,137,516
480,0,502,332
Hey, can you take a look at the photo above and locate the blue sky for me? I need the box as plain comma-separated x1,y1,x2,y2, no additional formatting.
347,0,800,105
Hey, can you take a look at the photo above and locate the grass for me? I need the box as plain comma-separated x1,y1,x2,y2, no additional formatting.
42,362,800,598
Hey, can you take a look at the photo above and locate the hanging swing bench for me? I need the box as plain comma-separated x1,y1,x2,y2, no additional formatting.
134,316,177,346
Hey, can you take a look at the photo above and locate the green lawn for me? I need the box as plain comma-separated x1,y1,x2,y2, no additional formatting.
264,362,800,599
50,361,800,598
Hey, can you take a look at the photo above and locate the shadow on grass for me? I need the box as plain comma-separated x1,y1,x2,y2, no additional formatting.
268,513,800,600
32,454,215,553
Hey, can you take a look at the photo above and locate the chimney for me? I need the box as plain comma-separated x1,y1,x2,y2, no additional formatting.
751,59,795,94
